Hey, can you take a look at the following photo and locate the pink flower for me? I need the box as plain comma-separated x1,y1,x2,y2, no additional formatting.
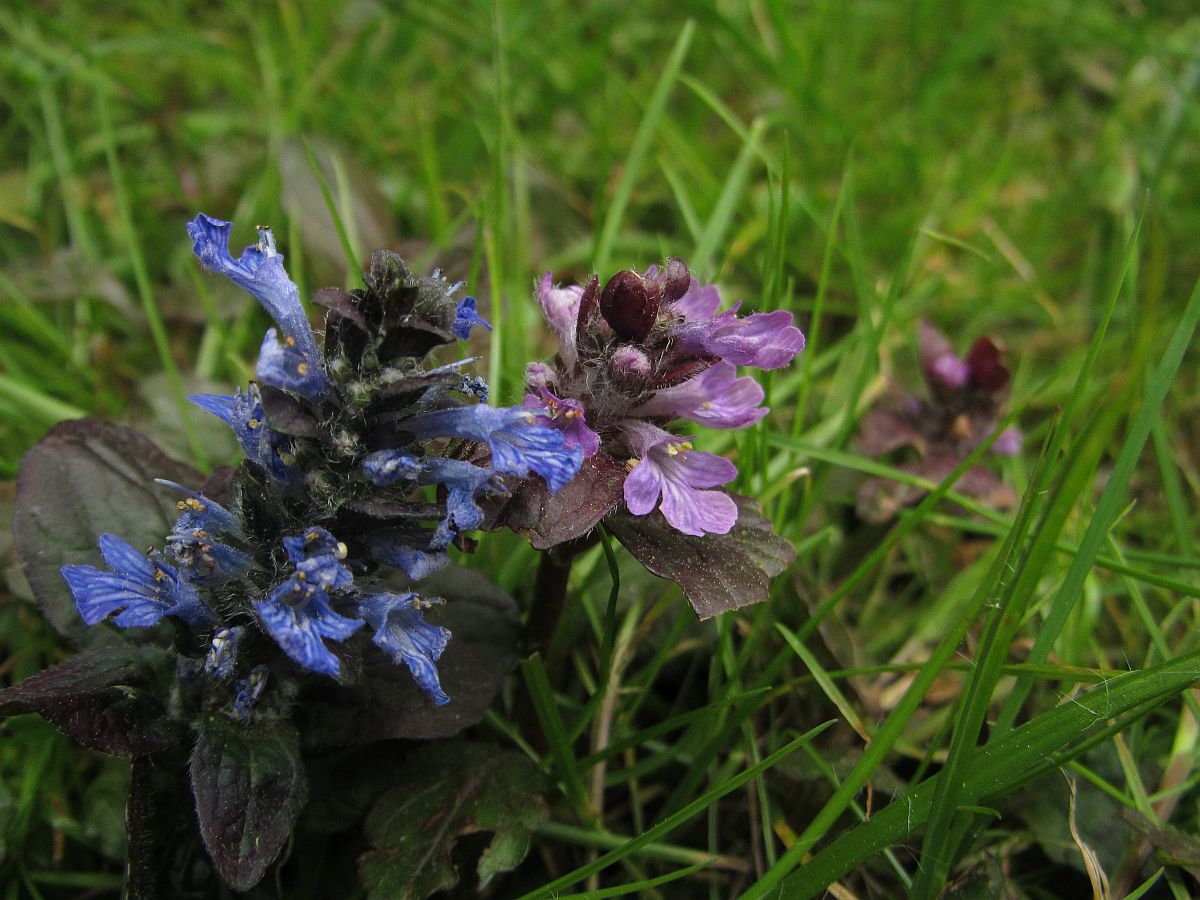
537,272,583,368
524,387,601,458
621,422,738,536
631,361,767,429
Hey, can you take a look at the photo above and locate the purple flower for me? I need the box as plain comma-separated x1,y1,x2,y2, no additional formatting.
919,320,969,394
61,534,209,628
523,387,601,458
630,361,768,429
452,296,492,340
537,272,583,368
667,278,722,321
992,427,1023,456
187,214,331,399
621,423,738,536
356,592,451,705
402,404,583,492
675,306,805,370
253,527,363,677
190,386,294,483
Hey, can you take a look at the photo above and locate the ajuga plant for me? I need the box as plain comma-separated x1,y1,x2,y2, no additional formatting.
488,261,802,636
855,319,1022,522
2,215,583,896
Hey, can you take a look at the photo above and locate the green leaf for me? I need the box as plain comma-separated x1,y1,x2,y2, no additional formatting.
606,495,794,618
12,419,203,640
359,741,549,900
774,648,1200,897
189,717,308,892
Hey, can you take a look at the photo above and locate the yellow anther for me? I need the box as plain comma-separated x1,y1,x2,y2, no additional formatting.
154,568,165,582
306,530,320,541
297,362,309,375
248,418,260,429
176,500,188,511
679,441,693,451
666,443,681,456
296,571,307,581
701,400,713,409
563,408,580,419
626,457,640,471
335,542,348,560
285,336,296,347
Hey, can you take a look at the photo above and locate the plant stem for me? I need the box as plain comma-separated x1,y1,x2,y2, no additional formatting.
526,535,599,667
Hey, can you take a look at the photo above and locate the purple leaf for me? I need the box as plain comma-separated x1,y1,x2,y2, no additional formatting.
258,384,323,438
296,565,519,746
606,495,795,618
189,717,307,892
0,645,175,756
312,286,368,330
497,454,627,549
13,420,202,640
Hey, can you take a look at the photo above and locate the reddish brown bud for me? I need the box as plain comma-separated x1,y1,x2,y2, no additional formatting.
659,258,691,305
599,270,658,341
965,337,1009,393
576,274,600,335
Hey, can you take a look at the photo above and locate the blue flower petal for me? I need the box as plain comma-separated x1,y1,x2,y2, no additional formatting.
452,296,492,340
187,213,331,398
254,527,362,677
358,592,451,705
61,535,209,628
190,387,294,483
204,626,245,679
402,405,583,492
232,665,269,721
369,538,448,581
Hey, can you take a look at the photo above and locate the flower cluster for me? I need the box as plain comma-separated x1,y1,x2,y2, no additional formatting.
517,260,804,536
855,320,1021,522
59,215,582,712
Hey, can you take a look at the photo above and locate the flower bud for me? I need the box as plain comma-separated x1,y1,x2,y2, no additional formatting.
608,345,653,379
525,361,558,392
599,270,658,341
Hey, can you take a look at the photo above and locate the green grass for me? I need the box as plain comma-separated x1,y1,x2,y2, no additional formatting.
2,0,1200,897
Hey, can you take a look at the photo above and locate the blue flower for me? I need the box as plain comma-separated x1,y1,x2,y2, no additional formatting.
356,592,451,705
253,527,362,677
402,404,583,492
369,535,449,582
362,451,505,548
452,296,492,340
232,665,269,721
157,481,254,586
204,626,245,679
461,374,490,401
190,386,294,483
61,534,209,628
187,213,331,399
